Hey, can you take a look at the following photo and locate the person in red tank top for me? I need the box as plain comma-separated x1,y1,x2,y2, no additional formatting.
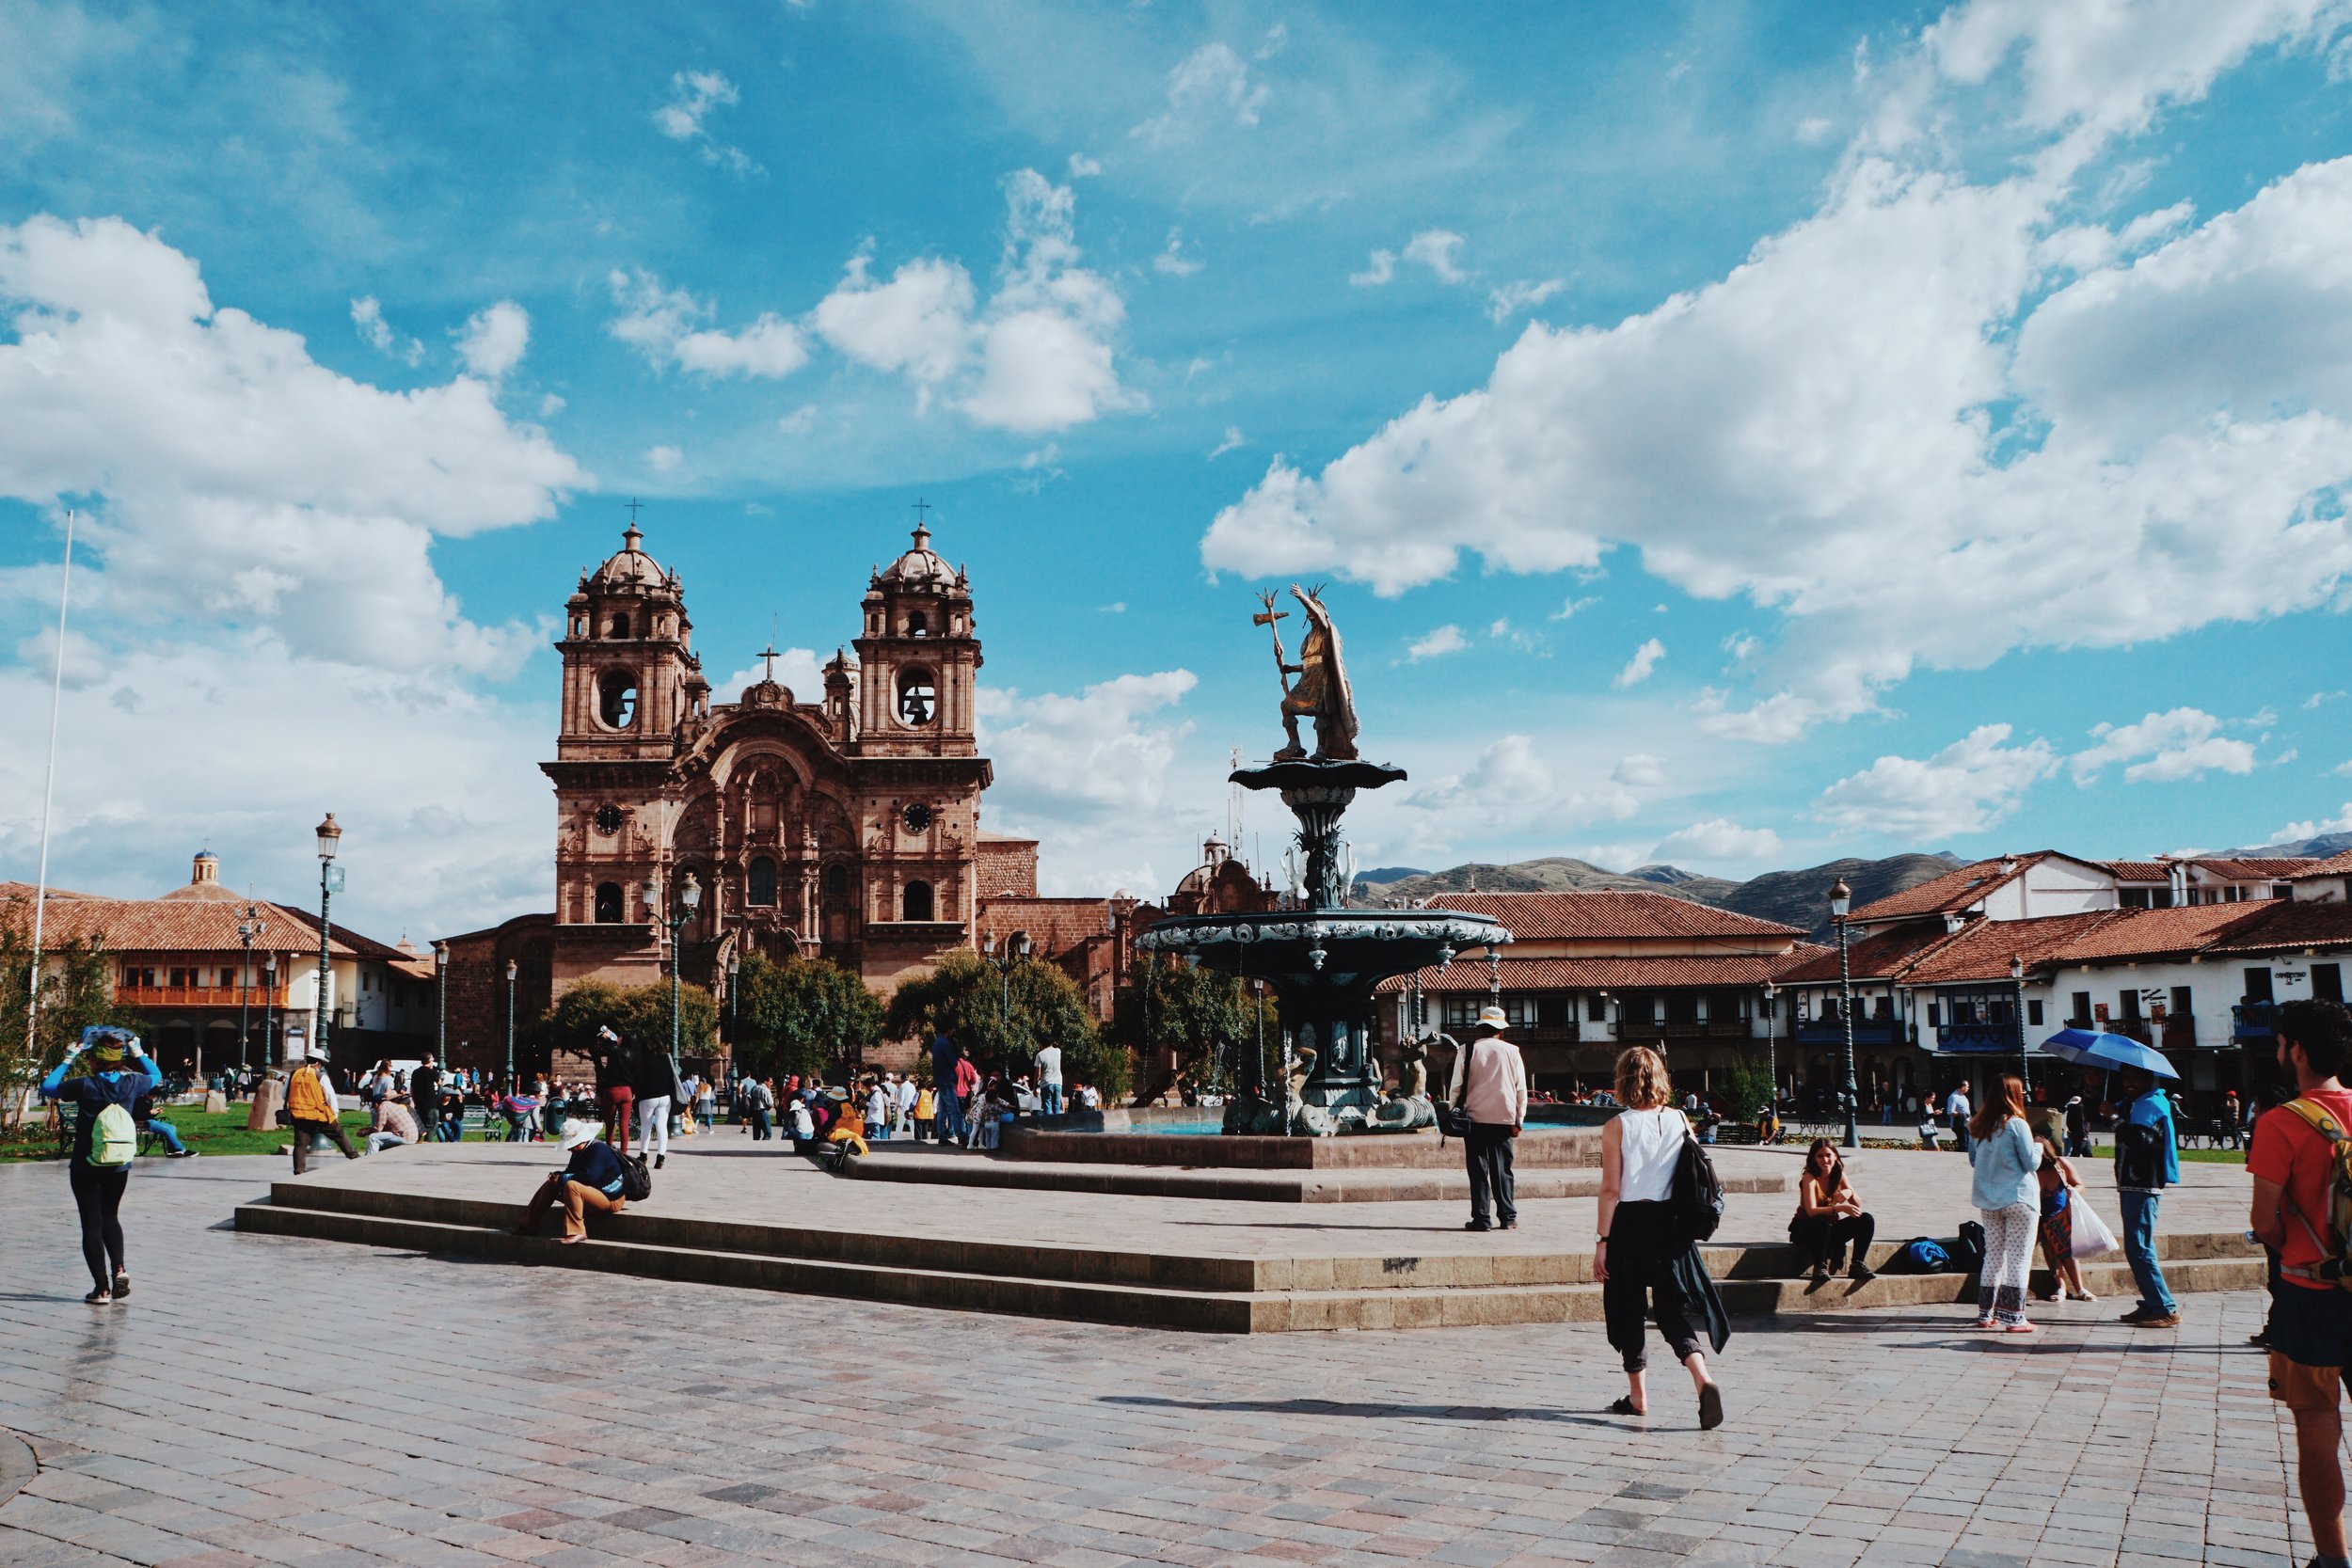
2250,997,2352,1568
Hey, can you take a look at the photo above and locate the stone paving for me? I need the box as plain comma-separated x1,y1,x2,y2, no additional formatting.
0,1152,2310,1567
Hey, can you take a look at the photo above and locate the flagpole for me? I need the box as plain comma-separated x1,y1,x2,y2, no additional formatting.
24,509,74,1074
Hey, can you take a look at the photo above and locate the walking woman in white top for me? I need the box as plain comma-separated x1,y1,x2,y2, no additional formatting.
1596,1046,1730,1429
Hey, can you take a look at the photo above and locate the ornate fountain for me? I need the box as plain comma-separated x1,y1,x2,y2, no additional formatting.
1137,586,1511,1134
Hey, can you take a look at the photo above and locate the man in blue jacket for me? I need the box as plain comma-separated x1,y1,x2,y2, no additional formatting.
512,1118,629,1243
2114,1066,2180,1327
40,1025,160,1305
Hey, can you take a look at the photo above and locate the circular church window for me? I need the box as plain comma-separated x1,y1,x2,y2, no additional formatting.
902,802,933,833
595,804,625,836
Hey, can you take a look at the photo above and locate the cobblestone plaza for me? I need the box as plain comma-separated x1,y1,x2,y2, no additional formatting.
0,1152,2310,1568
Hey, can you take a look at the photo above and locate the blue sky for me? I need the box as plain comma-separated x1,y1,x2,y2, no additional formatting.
7,0,2352,940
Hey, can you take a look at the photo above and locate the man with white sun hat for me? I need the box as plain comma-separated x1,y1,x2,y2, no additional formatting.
512,1117,629,1243
1448,1004,1529,1232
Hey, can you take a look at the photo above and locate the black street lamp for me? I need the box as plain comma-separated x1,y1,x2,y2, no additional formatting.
236,904,265,1073
727,953,741,1048
504,958,518,1086
434,941,448,1070
313,814,342,1063
646,869,701,1090
262,952,278,1068
1830,878,1858,1149
2010,952,2033,1101
982,931,1031,1044
1761,980,1778,1126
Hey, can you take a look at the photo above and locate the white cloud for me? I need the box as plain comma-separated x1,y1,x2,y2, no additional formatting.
1401,735,1637,841
1797,115,1836,144
1349,249,1397,287
1202,9,2352,741
1613,638,1664,689
1552,594,1599,620
608,270,807,381
654,69,758,175
0,216,580,674
2334,759,2352,777
1134,41,1269,145
1815,723,2058,838
645,444,681,473
2273,804,2352,842
1208,425,1245,460
813,171,1135,434
776,405,818,436
1653,818,1784,863
1403,229,1467,284
1067,153,1103,178
1487,277,1565,323
1153,228,1203,277
2069,706,2259,784
350,296,422,365
1613,753,1664,787
978,670,1199,822
1405,625,1467,662
454,299,529,382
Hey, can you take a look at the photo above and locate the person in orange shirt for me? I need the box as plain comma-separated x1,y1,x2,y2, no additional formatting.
2251,998,2352,1568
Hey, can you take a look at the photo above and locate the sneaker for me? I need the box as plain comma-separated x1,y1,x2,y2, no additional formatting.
1809,1265,1832,1286
111,1272,128,1300
655,1154,665,1169
83,1288,111,1306
1464,1220,1493,1232
2121,1307,2181,1328
1849,1265,1877,1285
1500,1219,1518,1230
166,1148,196,1159
2250,1329,2272,1347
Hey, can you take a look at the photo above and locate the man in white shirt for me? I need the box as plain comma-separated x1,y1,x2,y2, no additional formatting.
1035,1044,1065,1116
1947,1084,1973,1154
1448,1006,1529,1231
895,1073,917,1132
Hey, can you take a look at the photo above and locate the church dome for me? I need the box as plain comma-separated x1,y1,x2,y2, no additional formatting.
877,524,961,592
589,524,668,593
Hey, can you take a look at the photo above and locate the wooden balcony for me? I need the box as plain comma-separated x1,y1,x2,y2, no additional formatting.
115,984,289,1008
1617,1020,1756,1041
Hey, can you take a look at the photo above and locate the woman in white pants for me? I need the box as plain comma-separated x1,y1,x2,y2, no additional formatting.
1966,1074,2042,1334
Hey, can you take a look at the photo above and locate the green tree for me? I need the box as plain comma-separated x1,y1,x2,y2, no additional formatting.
1108,956,1278,1095
1716,1055,1775,1125
1,894,140,1131
542,978,717,1069
887,950,1125,1101
730,951,885,1085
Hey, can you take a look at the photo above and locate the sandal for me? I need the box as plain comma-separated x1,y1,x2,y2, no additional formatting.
1606,1396,1644,1417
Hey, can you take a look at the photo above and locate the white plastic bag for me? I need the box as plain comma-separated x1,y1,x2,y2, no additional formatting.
2071,1194,2119,1259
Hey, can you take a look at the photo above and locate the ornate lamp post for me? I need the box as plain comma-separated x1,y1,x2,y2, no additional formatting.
2010,952,2033,1101
646,870,701,1090
236,904,265,1073
981,932,1031,1050
727,953,741,1047
1761,980,1778,1123
1830,878,1858,1149
434,942,448,1069
313,814,342,1063
504,958,518,1086
262,952,278,1067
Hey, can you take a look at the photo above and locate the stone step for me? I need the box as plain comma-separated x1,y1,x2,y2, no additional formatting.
236,1193,2265,1335
1001,1126,1602,1170
843,1150,1788,1205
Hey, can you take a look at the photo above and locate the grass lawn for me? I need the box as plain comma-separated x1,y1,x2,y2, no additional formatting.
4,1105,405,1161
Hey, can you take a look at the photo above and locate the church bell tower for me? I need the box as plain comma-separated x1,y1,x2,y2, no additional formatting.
853,519,980,759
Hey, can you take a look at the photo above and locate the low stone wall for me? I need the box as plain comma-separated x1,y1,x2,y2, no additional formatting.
1003,1123,1603,1170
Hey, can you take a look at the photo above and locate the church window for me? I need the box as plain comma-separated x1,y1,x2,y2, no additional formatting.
824,863,850,897
611,612,630,639
594,882,624,923
906,611,929,636
598,670,639,729
897,668,936,726
748,857,778,907
595,804,624,835
902,880,934,921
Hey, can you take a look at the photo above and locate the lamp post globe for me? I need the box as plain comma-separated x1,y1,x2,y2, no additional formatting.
1830,878,1857,1149
434,942,449,1074
504,958,518,1085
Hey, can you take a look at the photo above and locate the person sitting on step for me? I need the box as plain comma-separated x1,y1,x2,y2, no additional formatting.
1788,1139,1877,1286
513,1118,628,1244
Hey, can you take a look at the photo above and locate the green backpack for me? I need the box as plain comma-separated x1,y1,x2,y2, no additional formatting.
87,1102,138,1168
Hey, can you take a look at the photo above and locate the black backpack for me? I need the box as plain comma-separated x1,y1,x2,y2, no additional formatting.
1951,1219,1986,1276
617,1150,652,1203
1669,1130,1724,1243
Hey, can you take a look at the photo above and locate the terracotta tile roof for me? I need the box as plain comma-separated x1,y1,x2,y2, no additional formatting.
5,895,349,957
2104,861,2169,881
2292,849,2352,879
1406,891,1802,941
1375,949,1826,994
0,879,103,901
2197,857,2318,879
1848,853,2048,921
270,906,413,961
2202,899,2352,956
2045,903,2262,961
1778,903,2300,987
1772,925,1959,985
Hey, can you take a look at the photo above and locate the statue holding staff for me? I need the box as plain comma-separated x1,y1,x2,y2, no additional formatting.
1259,583,1359,761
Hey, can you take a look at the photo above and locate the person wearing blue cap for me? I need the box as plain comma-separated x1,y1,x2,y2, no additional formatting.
40,1025,161,1305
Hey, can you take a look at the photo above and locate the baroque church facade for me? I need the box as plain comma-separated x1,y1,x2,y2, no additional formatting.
509,515,1014,1024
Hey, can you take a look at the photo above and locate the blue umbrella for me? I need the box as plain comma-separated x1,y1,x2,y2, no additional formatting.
2035,1027,2178,1079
